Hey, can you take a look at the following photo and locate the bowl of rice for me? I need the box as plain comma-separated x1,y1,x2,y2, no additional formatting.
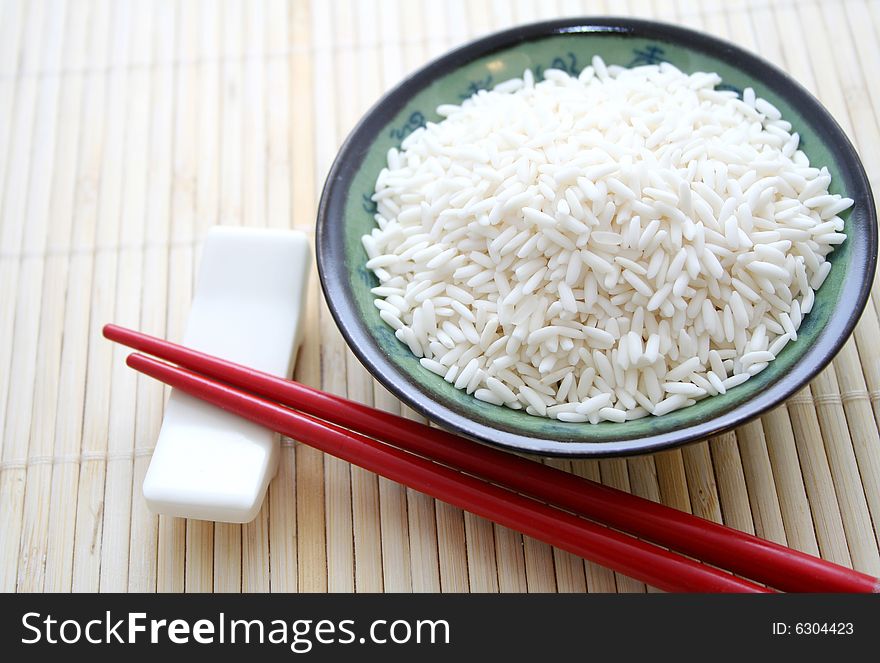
316,18,876,457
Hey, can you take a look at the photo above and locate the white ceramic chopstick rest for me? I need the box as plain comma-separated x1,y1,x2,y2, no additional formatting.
142,227,311,522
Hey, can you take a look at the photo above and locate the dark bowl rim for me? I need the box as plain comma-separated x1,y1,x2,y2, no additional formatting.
315,16,878,458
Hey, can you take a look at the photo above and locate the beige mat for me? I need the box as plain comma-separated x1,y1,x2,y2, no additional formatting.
0,0,878,592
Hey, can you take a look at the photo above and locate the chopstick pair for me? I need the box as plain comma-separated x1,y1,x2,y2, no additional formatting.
104,323,880,594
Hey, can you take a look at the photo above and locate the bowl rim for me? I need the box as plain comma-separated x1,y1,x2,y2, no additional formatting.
316,16,878,457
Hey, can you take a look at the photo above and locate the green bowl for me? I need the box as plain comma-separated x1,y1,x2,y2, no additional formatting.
316,18,877,457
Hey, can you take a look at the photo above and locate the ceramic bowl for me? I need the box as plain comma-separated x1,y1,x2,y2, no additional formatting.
316,18,876,457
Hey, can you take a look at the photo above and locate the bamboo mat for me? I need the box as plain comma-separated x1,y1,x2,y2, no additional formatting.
0,0,878,593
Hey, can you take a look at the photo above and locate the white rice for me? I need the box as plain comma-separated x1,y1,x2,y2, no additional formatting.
362,58,852,422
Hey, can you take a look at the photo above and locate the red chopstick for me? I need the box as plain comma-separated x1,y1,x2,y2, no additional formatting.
104,324,880,593
125,350,766,593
